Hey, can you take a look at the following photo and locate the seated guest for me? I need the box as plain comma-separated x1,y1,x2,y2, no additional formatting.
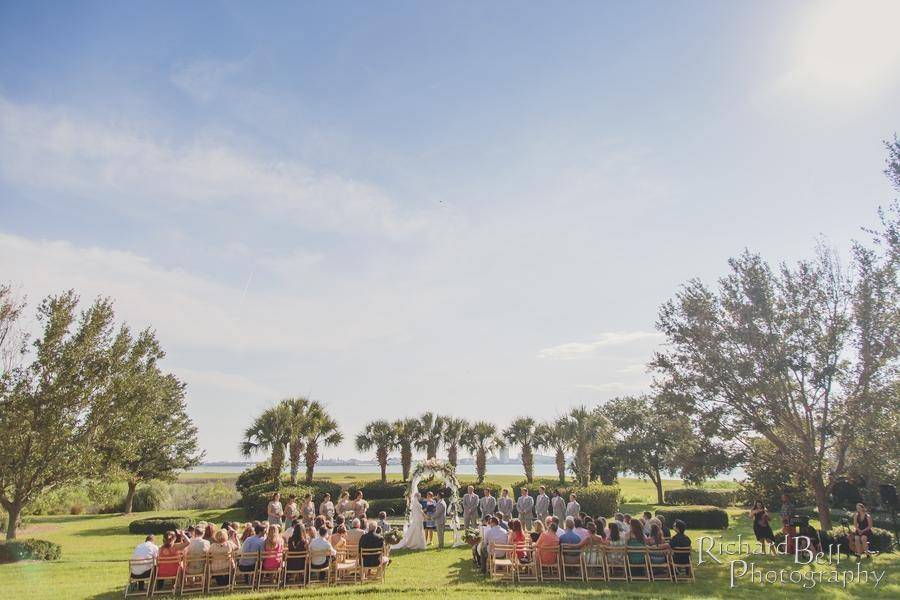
627,520,648,576
551,516,562,538
647,523,670,565
558,517,582,565
238,523,266,572
473,515,491,571
333,515,345,534
314,515,326,532
656,514,671,539
331,525,347,552
670,519,692,574
577,522,604,566
530,519,544,544
483,516,510,564
286,527,307,581
155,531,187,586
262,525,284,571
209,529,237,585
129,535,158,589
308,526,337,578
346,518,365,546
507,518,528,562
535,522,560,566
849,503,873,557
641,511,653,536
606,523,627,567
240,522,254,543
360,522,387,567
573,517,589,540
596,516,609,539
494,511,509,531
185,526,211,574
377,511,392,534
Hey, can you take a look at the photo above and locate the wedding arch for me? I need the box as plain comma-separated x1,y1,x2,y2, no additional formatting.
406,459,464,547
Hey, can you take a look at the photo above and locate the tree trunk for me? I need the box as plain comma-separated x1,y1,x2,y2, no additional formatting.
811,477,832,530
555,449,566,484
448,445,458,468
124,480,138,514
576,445,590,486
522,444,534,483
652,470,664,504
476,450,486,484
288,440,302,485
4,502,22,540
304,442,318,484
377,448,388,483
401,444,412,481
273,444,286,486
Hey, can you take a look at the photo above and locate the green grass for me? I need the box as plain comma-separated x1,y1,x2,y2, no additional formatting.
2,496,896,599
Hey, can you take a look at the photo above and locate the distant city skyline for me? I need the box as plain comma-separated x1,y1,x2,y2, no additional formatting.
2,1,899,460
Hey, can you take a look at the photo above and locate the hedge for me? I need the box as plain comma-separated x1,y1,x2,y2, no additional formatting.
773,527,894,555
235,463,279,493
655,506,729,530
575,483,621,518
348,481,407,500
0,539,61,563
366,498,408,517
664,488,735,508
128,517,193,535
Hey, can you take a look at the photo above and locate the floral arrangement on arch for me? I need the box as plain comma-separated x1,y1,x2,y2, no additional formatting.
405,459,463,534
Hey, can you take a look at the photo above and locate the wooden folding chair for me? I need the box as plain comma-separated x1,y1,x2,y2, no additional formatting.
205,551,235,595
256,549,284,590
231,551,260,592
149,555,181,597
283,550,308,588
582,542,606,581
487,543,516,583
560,543,584,582
604,546,628,582
307,550,334,586
648,548,673,581
125,558,154,598
670,548,695,583
344,541,360,562
178,553,208,595
536,545,561,582
626,547,651,582
334,547,361,585
515,544,539,583
359,547,387,583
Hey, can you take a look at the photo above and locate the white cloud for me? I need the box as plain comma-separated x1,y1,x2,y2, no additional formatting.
0,97,426,237
171,58,247,103
537,331,663,360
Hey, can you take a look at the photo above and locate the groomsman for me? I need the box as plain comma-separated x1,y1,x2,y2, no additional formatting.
479,488,497,518
433,492,447,548
566,492,581,518
551,490,566,522
535,486,550,522
498,489,514,521
462,486,479,529
516,488,535,529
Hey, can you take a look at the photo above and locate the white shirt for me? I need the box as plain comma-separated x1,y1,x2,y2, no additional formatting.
130,541,158,575
483,525,509,558
308,536,336,566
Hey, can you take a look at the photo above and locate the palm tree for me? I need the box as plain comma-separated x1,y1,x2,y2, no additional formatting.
462,421,504,484
282,397,310,485
503,416,538,483
240,404,292,485
569,405,610,486
415,412,445,459
442,417,468,467
393,418,421,481
301,401,344,483
355,420,398,483
535,416,574,484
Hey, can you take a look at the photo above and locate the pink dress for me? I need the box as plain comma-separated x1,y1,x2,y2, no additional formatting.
262,543,283,570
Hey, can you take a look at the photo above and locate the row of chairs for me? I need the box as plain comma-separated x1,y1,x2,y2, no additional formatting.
125,545,388,597
487,542,694,584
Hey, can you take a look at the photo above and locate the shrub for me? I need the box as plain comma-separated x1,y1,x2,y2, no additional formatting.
235,462,279,493
665,488,735,508
575,483,620,518
167,482,239,510
367,498,407,517
69,504,85,515
830,527,895,554
349,481,407,500
0,539,61,562
128,517,193,535
132,481,171,512
655,506,729,529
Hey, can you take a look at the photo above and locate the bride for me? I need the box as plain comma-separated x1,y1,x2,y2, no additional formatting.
390,492,427,551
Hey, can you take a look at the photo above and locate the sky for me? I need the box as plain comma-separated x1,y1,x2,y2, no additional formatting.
1,1,899,462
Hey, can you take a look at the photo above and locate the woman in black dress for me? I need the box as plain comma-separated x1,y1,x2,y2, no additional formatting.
849,502,873,558
749,500,776,555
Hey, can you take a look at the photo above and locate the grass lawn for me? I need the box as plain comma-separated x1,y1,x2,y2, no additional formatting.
2,491,896,599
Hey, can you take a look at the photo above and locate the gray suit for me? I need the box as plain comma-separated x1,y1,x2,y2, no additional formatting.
433,499,447,548
462,492,479,529
478,495,497,518
551,496,566,522
498,496,513,520
566,500,581,518
535,493,550,521
516,495,535,529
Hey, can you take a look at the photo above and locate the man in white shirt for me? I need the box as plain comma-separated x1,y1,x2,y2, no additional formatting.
308,526,337,578
483,517,510,560
565,493,581,518
129,535,158,589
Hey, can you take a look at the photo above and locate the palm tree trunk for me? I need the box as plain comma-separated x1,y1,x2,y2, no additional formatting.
377,447,388,483
288,439,302,485
304,442,318,484
272,444,286,486
448,445,458,467
522,444,534,483
476,450,486,484
401,443,412,481
555,448,566,484
576,445,590,486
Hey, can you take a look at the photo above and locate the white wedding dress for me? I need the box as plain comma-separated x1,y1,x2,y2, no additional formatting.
391,497,427,551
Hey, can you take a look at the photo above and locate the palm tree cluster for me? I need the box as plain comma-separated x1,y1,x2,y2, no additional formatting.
355,406,611,486
240,398,343,485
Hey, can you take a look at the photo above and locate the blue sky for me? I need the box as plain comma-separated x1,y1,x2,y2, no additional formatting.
1,1,899,461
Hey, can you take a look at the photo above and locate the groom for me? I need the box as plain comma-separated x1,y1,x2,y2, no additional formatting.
433,491,447,548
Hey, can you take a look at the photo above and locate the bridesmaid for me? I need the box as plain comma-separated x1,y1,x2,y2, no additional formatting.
300,493,316,526
336,491,352,518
